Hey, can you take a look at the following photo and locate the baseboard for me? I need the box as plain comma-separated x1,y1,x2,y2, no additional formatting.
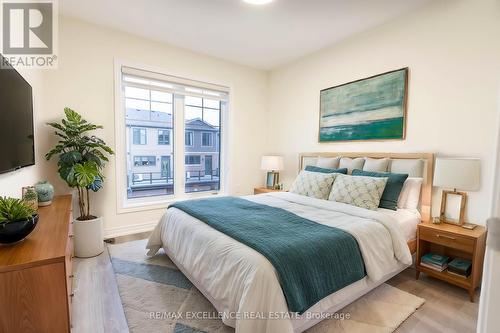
104,221,157,239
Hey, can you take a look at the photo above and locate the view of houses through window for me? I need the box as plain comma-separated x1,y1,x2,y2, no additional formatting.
123,70,225,199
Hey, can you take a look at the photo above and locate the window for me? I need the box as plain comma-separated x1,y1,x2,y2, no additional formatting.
132,128,147,145
133,156,156,166
201,132,213,147
119,65,228,204
158,129,170,145
185,155,201,165
185,131,193,146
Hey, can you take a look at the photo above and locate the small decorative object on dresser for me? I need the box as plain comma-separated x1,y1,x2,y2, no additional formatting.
254,187,284,195
433,157,480,226
261,155,284,189
21,186,38,211
46,108,114,258
0,197,38,244
416,220,486,302
34,180,55,206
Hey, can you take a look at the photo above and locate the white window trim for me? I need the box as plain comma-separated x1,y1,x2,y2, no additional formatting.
132,127,147,145
114,59,231,214
185,154,202,166
185,130,194,147
158,129,170,145
201,132,213,147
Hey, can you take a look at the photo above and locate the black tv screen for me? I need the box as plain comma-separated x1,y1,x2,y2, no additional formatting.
0,54,35,174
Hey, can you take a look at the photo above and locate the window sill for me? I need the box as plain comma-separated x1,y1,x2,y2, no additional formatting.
117,191,225,214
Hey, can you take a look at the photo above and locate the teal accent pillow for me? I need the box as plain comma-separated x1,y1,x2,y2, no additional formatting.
352,169,408,210
305,165,348,174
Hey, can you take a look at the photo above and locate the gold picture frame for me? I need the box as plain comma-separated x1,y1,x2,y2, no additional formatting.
440,190,467,225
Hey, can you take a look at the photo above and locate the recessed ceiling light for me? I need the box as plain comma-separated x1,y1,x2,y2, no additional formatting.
243,0,273,5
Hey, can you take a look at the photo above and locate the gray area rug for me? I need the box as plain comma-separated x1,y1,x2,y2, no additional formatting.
108,239,424,333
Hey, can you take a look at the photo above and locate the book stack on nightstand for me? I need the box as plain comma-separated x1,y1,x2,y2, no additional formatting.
420,253,450,272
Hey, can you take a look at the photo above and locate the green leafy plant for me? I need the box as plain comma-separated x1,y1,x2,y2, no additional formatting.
46,108,114,221
0,197,36,224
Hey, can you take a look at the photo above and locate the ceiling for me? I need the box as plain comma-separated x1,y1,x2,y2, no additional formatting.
60,0,432,70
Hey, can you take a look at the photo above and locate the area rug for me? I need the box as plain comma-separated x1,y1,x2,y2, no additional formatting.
108,239,424,333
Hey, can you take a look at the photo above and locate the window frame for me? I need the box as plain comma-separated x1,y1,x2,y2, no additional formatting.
114,60,230,214
201,132,213,147
132,127,147,145
185,131,194,147
157,129,170,145
185,155,201,165
133,156,156,167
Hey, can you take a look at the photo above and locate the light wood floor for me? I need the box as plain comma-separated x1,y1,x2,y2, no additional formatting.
71,232,479,333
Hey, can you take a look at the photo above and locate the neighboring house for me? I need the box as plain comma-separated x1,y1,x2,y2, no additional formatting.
125,108,220,196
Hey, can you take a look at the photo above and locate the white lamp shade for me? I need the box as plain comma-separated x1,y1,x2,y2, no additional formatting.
261,155,284,171
433,158,480,191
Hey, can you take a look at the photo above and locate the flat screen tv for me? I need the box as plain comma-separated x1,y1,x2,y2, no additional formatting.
0,54,35,174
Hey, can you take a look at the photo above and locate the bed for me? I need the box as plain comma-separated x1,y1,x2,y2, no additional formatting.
147,152,434,333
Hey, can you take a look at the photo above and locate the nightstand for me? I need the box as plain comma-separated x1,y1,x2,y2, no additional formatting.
254,187,283,195
416,221,487,302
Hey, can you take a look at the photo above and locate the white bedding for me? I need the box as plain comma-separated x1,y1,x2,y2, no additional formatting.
147,192,412,333
378,207,421,241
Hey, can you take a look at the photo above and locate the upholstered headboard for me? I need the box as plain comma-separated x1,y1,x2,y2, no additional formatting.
299,152,434,220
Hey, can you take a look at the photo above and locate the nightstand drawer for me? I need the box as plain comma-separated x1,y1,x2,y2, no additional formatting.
419,227,474,252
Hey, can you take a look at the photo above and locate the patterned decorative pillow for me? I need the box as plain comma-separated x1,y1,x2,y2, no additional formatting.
289,170,337,200
328,174,388,210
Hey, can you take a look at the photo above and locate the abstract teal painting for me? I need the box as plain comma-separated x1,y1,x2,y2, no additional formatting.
319,68,408,142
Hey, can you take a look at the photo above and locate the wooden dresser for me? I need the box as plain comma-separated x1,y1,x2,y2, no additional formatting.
0,195,74,332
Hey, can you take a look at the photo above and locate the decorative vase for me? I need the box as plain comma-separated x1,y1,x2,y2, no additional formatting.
22,186,38,211
73,216,104,258
0,214,39,244
35,181,55,206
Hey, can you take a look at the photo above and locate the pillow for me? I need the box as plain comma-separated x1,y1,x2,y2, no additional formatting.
363,158,389,172
289,170,337,200
397,177,423,209
389,159,424,178
339,157,365,174
352,169,408,210
305,165,348,174
328,174,388,210
316,156,341,169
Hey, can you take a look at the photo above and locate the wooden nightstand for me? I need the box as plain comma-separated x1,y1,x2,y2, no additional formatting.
254,187,283,194
416,221,486,302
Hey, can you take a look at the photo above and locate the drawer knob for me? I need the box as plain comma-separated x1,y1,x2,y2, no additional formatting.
436,234,456,240
70,292,75,297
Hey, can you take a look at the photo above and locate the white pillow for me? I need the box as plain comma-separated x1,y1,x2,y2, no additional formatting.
289,170,337,200
316,156,341,169
397,177,423,209
363,158,389,172
390,159,424,178
329,174,388,210
339,157,365,174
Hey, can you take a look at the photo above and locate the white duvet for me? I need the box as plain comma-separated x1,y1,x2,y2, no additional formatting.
147,192,412,333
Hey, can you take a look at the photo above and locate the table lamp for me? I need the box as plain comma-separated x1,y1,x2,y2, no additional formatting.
261,155,284,189
433,157,480,227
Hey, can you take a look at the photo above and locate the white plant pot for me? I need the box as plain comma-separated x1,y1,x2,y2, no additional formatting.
73,216,104,258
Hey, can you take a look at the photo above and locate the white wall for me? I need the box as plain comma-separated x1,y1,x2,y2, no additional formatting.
0,69,44,198
36,16,268,235
268,0,500,225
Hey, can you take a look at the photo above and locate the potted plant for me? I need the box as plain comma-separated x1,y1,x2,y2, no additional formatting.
46,108,114,257
0,197,38,244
